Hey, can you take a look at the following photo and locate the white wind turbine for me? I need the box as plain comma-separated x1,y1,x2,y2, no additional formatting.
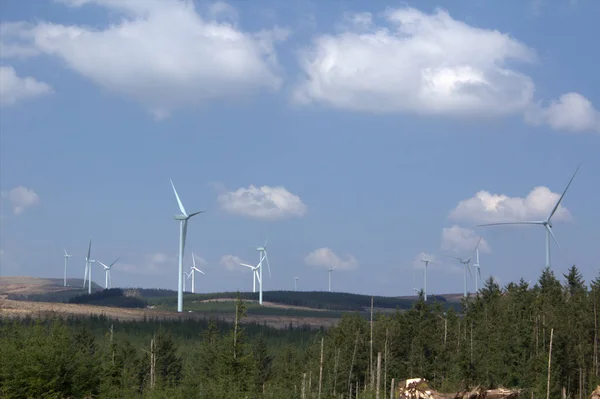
478,164,580,270
170,179,204,313
472,245,482,293
189,252,205,294
83,239,96,294
98,258,119,289
183,271,191,292
240,256,262,293
420,258,435,302
294,277,299,291
328,267,334,292
448,237,482,298
63,248,71,287
240,240,271,305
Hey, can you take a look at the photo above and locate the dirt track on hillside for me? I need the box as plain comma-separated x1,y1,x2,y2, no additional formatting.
0,297,339,329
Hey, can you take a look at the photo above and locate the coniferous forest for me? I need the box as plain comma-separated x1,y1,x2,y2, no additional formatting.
1,266,598,398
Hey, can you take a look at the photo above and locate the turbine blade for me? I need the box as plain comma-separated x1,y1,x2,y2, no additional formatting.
192,252,196,269
170,179,188,217
87,239,92,260
547,163,581,221
264,252,272,279
187,211,204,219
473,236,482,253
240,263,255,269
198,269,206,275
468,264,473,279
546,225,563,252
110,257,119,268
478,221,542,227
64,248,68,256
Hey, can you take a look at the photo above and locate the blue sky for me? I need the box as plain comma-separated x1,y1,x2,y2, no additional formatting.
1,0,598,297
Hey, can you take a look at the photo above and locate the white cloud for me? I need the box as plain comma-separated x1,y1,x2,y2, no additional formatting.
449,186,571,224
0,66,53,106
218,185,307,220
526,92,600,133
220,254,248,272
294,7,536,116
1,0,287,118
304,247,358,271
441,225,491,255
0,186,40,215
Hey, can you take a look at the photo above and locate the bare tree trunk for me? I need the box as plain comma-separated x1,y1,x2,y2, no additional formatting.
384,329,389,399
333,348,340,396
348,331,360,397
547,328,554,399
319,337,324,399
309,370,312,395
595,290,599,378
302,372,307,399
390,378,395,399
376,352,382,399
370,296,374,390
233,303,238,359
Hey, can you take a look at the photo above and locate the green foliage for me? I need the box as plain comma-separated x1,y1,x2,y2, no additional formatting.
69,288,148,308
1,266,598,397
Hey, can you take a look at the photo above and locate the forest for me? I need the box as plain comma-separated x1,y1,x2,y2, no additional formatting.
0,266,598,398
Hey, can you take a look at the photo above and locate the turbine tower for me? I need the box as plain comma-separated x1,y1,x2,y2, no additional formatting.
294,277,299,291
472,246,482,292
98,258,119,289
63,248,71,287
478,164,580,270
170,179,204,313
83,239,96,294
420,258,433,301
189,252,205,294
328,267,334,292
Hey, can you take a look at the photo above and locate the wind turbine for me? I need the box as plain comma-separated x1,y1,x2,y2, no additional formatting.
328,267,334,292
420,258,434,302
183,271,191,292
189,252,205,294
83,239,96,294
63,249,71,287
449,255,472,298
240,256,262,293
98,258,119,289
478,164,580,270
294,277,299,291
256,240,271,305
170,179,204,313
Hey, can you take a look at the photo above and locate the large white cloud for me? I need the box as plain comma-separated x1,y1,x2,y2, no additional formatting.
449,186,571,224
441,225,490,255
0,66,53,106
218,185,307,220
1,0,287,118
526,92,600,134
294,7,536,116
0,186,40,215
304,247,358,271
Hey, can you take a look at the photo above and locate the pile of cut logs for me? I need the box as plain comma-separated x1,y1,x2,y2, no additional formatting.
395,378,521,399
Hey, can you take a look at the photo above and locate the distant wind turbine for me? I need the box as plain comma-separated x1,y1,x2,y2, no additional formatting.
98,258,119,289
170,179,204,313
83,239,96,294
294,277,299,291
63,248,71,287
472,246,482,293
183,271,191,292
420,258,435,301
478,164,580,270
240,240,271,305
189,252,205,294
328,267,334,292
448,237,482,298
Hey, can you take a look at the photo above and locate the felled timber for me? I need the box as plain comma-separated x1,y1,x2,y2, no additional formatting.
394,378,521,399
